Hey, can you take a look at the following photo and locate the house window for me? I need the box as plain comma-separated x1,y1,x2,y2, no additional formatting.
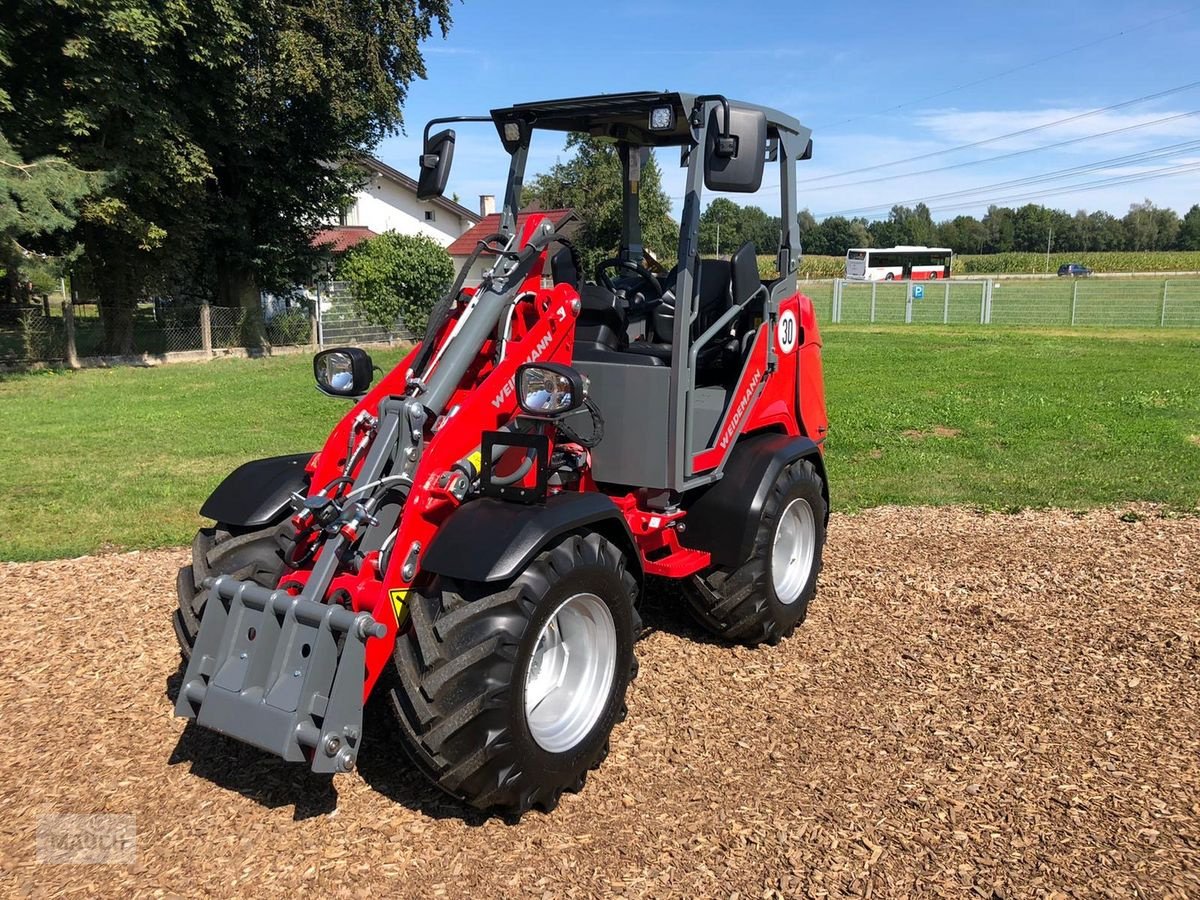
424,210,436,222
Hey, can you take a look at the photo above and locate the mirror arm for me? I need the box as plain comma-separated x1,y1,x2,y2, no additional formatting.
692,94,735,156
422,115,492,146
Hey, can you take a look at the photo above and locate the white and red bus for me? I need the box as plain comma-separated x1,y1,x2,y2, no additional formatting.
844,246,953,282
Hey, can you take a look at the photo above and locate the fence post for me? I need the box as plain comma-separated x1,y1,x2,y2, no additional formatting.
200,301,213,356
63,296,79,369
870,282,876,323
1071,280,1078,326
904,281,913,324
1160,281,1168,327
943,282,950,324
314,283,325,346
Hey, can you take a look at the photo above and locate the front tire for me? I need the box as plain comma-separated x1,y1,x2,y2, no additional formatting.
684,459,826,646
389,533,640,816
173,523,288,657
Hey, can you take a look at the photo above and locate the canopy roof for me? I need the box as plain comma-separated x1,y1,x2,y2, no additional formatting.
489,91,805,148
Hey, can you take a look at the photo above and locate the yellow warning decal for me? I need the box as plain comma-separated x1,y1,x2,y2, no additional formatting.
466,449,482,472
389,588,408,623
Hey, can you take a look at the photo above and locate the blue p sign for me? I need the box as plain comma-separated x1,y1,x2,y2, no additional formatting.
912,285,925,300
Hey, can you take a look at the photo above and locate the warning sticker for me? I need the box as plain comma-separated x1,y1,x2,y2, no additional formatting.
389,588,408,623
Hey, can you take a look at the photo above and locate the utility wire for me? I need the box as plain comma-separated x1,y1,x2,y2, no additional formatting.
820,140,1200,217
805,110,1200,193
820,4,1200,129
921,160,1200,214
800,80,1200,185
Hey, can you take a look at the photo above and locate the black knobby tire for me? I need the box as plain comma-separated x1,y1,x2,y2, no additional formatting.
388,532,640,815
684,459,826,646
173,523,289,658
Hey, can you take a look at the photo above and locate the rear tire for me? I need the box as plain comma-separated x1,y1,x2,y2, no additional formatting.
173,523,289,658
388,533,640,816
684,459,826,646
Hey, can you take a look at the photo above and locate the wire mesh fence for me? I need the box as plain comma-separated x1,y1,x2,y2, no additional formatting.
829,278,1200,328
316,281,416,346
4,275,1197,369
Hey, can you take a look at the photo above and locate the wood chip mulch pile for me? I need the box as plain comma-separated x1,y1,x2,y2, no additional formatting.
0,506,1196,898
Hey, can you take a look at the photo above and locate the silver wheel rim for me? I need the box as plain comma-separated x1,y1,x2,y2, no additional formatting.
771,497,816,605
524,592,617,754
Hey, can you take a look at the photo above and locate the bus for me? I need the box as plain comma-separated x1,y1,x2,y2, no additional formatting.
845,246,953,282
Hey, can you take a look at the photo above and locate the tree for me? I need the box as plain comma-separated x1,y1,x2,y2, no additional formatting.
0,0,453,352
524,135,677,274
0,133,97,303
982,205,1016,253
1179,205,1200,251
339,232,454,332
1123,199,1180,251
938,215,986,254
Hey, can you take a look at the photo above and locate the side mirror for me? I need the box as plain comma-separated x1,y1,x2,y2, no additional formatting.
704,105,767,193
417,129,456,200
314,347,374,398
516,363,586,417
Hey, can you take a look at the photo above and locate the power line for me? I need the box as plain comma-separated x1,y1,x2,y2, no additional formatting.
818,4,1200,129
922,160,1200,214
819,140,1200,217
799,80,1200,185
804,110,1200,193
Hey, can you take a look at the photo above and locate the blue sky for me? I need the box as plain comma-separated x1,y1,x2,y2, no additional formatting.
375,1,1200,222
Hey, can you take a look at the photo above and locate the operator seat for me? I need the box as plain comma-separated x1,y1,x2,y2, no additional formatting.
624,257,735,362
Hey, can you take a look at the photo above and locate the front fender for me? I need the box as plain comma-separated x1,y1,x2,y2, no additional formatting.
199,453,312,528
421,492,642,584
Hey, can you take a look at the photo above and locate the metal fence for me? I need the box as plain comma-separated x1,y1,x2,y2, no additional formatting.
826,278,1200,328
315,281,417,347
0,282,418,368
0,298,316,367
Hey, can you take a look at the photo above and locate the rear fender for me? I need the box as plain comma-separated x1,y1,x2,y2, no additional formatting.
680,432,827,569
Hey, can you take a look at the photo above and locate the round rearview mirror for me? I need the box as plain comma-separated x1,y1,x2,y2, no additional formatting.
314,347,374,398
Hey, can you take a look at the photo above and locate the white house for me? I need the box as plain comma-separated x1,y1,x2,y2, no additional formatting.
312,156,481,257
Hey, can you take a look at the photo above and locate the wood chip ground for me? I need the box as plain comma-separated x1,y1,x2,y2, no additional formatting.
1,507,1197,897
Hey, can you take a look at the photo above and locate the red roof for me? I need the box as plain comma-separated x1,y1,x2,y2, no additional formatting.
446,209,577,257
312,226,378,253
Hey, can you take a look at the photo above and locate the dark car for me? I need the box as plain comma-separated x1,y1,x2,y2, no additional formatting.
1057,263,1093,277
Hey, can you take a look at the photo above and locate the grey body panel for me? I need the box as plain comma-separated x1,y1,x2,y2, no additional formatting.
575,356,673,488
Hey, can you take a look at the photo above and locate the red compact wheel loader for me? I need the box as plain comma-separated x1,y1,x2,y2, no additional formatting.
174,91,829,815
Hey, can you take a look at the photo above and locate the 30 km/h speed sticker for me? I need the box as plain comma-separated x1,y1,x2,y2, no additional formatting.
777,309,799,355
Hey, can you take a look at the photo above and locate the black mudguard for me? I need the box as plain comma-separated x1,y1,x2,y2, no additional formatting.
421,492,642,584
681,432,828,569
199,453,312,528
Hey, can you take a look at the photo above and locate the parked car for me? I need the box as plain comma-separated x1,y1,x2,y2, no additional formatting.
1057,263,1093,277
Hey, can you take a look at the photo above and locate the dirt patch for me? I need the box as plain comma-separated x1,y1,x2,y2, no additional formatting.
902,426,962,440
1187,434,1200,448
1,507,1197,897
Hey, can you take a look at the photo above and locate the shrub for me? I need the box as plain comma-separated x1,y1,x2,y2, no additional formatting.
338,231,454,332
267,308,312,345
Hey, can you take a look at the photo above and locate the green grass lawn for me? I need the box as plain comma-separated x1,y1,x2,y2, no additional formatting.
1,327,1198,561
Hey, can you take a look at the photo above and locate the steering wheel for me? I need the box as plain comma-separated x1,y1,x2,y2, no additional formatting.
596,259,663,301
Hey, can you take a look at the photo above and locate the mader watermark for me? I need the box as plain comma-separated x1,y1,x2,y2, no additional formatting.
37,814,137,865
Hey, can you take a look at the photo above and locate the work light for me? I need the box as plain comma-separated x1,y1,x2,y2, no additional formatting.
516,363,586,417
648,105,675,131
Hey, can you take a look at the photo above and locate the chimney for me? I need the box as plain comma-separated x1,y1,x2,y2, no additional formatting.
479,194,496,217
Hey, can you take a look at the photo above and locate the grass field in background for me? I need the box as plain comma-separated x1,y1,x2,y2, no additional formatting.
1,328,1198,561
